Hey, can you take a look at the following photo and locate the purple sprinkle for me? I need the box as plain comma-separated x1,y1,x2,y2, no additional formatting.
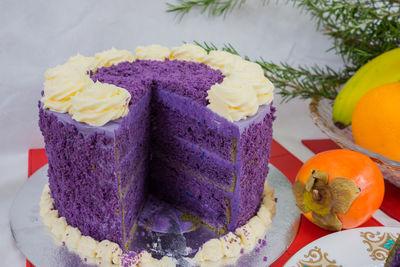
262,239,267,246
255,248,260,253
62,241,65,246
263,256,268,261
258,239,262,244
240,248,244,254
274,197,278,202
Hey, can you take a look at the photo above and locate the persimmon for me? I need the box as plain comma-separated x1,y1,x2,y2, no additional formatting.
293,149,384,231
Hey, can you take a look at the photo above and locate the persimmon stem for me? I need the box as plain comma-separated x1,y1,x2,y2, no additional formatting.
313,189,322,202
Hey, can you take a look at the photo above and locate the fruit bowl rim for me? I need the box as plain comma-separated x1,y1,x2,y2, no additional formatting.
309,96,400,171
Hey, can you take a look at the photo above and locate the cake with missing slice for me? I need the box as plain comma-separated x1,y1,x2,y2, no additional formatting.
38,44,275,258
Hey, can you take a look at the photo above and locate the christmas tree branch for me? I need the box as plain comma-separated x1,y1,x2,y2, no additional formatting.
194,41,351,101
171,1,400,101
166,0,247,19
298,0,400,67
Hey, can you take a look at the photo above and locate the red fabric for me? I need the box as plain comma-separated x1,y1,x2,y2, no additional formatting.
28,149,47,177
301,139,341,153
270,140,303,184
28,140,385,267
302,139,400,222
382,180,400,221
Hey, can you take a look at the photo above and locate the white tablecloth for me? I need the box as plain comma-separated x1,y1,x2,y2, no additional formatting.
1,1,399,265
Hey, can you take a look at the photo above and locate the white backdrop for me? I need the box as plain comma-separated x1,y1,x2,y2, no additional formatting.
0,0,349,265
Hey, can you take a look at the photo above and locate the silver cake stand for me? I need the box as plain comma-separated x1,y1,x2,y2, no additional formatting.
10,164,300,267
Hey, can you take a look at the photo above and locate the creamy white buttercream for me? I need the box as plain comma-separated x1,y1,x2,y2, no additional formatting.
95,47,134,67
202,50,275,121
219,232,242,258
202,50,243,73
207,76,259,122
42,45,274,125
235,224,257,252
135,251,175,267
64,225,82,249
257,205,273,226
96,240,122,265
41,48,133,126
41,71,94,113
69,81,131,127
67,54,101,72
135,45,170,61
77,236,98,258
229,64,274,105
170,43,207,63
42,209,59,228
45,55,98,81
194,238,224,262
246,216,266,240
51,217,68,240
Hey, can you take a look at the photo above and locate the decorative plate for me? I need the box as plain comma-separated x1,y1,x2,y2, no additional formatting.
309,97,400,188
284,226,400,267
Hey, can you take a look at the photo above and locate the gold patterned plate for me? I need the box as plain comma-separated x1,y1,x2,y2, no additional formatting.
284,227,400,267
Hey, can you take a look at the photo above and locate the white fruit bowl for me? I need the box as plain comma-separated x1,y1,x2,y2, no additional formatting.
309,97,400,188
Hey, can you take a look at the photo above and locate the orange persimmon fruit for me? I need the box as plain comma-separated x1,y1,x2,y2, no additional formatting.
293,149,384,231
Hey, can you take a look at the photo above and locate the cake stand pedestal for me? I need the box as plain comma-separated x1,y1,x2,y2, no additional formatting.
10,164,300,267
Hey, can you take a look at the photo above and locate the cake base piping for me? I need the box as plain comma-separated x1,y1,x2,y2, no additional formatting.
39,180,275,266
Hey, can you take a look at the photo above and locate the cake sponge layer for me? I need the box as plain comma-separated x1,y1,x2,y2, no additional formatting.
151,135,236,191
149,154,231,231
151,88,238,162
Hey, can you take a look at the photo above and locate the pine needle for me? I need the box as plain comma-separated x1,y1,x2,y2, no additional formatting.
172,1,400,101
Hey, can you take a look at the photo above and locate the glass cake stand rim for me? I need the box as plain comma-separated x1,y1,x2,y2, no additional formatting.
10,164,300,267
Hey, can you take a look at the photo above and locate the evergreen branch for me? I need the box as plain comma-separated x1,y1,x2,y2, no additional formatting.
194,41,351,101
167,0,247,19
178,1,400,101
256,60,352,101
296,0,400,67
193,41,250,59
173,1,400,68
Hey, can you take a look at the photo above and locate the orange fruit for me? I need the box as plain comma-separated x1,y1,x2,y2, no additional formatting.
295,149,384,230
352,82,400,161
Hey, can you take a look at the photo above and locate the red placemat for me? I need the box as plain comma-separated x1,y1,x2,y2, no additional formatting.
27,140,384,267
302,139,400,222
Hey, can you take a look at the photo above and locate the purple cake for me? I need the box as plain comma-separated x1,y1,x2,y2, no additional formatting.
39,50,275,251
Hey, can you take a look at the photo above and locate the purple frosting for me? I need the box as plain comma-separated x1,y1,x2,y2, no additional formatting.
39,59,275,250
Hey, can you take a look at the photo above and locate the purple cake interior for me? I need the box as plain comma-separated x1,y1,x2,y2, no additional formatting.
39,59,275,250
